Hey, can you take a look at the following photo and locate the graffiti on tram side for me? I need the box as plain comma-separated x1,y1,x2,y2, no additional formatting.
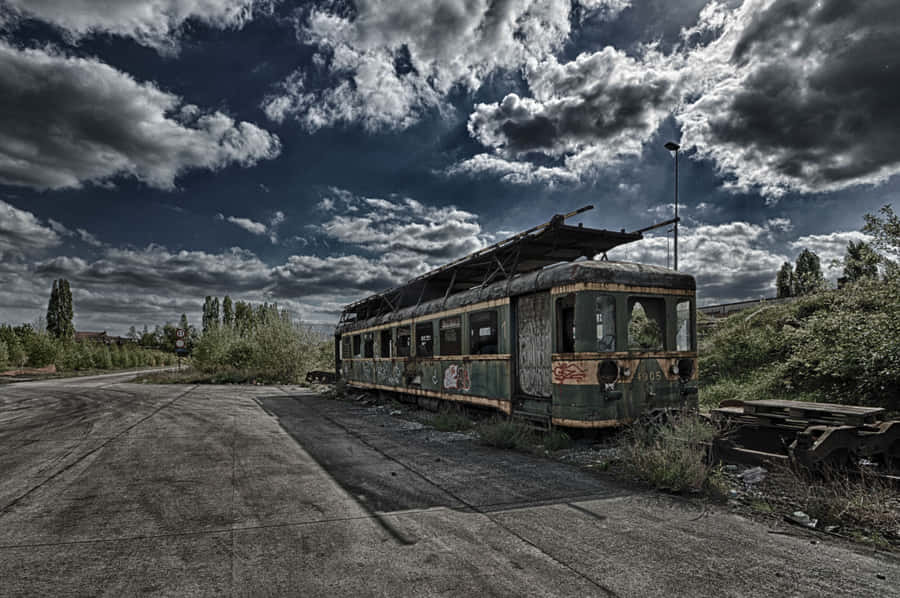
443,364,471,392
552,362,587,384
376,361,403,386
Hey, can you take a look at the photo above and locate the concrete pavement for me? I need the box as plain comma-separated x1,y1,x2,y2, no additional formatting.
0,375,896,596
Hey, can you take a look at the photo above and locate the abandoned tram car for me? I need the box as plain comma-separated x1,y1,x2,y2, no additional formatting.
335,209,698,428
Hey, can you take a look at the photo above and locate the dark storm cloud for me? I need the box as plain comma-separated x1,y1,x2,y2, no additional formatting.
2,0,275,52
463,46,680,181
0,42,280,191
679,0,900,197
0,199,61,258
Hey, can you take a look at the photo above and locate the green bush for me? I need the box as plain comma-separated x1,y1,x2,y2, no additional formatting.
0,339,8,369
431,407,473,432
543,429,572,451
620,413,722,494
25,333,58,367
699,279,900,411
477,418,535,450
192,312,329,383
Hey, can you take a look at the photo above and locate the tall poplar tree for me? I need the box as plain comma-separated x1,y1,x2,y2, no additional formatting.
222,296,234,328
46,278,74,339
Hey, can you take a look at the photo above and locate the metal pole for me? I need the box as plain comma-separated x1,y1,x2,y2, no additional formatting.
674,149,679,271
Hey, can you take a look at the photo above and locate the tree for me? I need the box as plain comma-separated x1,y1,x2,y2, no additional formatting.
127,326,138,341
842,240,880,282
211,297,220,328
794,248,825,295
222,296,234,328
202,296,221,333
46,279,74,339
863,204,900,279
775,262,794,298
46,280,59,338
234,300,253,334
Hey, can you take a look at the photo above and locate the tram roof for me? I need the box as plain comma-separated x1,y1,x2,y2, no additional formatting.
340,206,648,324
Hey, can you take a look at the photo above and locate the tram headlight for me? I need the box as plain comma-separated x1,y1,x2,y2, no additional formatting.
597,359,619,384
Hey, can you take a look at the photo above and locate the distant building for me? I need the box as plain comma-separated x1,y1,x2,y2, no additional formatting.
74,331,134,345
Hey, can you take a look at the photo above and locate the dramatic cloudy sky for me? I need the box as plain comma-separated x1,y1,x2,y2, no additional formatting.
1,0,898,334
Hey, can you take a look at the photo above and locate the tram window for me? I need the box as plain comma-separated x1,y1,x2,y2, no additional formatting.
352,334,361,357
627,298,665,351
676,299,693,351
341,336,351,359
396,326,411,357
416,322,434,357
596,295,616,352
379,329,392,357
556,294,576,353
363,332,374,358
439,316,462,355
469,310,498,355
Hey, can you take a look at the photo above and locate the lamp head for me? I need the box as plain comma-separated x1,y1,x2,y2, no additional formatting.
664,142,680,151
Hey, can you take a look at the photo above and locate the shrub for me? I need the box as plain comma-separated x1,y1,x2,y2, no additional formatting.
699,278,900,411
25,333,58,367
0,339,8,369
192,312,327,383
620,413,721,494
477,418,535,450
432,407,473,432
543,429,572,451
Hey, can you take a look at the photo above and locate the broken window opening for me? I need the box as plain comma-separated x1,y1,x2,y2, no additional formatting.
627,297,665,351
556,294,575,353
352,334,361,358
379,329,392,358
676,299,693,351
363,332,374,358
416,322,434,357
396,326,411,357
439,316,462,355
469,310,498,355
596,294,616,352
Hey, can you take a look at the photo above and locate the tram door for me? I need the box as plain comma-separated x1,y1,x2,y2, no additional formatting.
515,292,552,397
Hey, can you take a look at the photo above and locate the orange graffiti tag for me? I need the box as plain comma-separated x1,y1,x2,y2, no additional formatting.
552,362,587,384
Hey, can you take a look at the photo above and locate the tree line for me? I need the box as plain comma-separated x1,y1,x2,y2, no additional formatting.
775,206,897,298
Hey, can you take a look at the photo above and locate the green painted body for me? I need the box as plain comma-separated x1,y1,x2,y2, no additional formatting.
337,262,698,426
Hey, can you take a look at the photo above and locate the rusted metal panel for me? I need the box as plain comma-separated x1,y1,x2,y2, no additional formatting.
516,292,552,397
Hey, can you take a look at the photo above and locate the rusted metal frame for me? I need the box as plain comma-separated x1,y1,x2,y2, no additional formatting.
441,267,459,308
505,245,522,294
481,247,519,288
414,280,428,309
341,205,594,312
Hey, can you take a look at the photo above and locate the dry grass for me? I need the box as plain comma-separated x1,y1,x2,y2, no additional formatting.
619,413,725,495
795,468,900,542
431,407,473,432
477,418,536,450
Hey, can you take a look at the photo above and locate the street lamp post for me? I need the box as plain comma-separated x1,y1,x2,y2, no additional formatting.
664,141,680,270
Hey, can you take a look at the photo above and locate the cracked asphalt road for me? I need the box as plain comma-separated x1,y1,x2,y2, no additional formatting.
0,374,897,597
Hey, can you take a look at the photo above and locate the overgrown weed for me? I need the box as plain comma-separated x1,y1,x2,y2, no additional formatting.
543,429,572,451
477,418,535,450
432,407,473,432
619,413,722,495
793,467,900,537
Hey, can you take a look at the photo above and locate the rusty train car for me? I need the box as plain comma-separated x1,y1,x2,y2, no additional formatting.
335,208,698,428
